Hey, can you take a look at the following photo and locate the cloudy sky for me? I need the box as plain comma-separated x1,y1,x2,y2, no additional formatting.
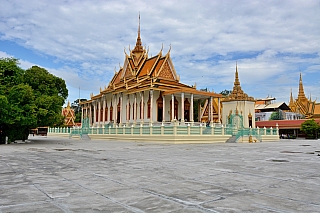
1,0,319,104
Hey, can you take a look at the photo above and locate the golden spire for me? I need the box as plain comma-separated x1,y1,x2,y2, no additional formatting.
298,73,307,101
288,88,295,112
67,101,71,108
223,63,254,102
289,89,294,105
234,61,240,86
132,13,143,54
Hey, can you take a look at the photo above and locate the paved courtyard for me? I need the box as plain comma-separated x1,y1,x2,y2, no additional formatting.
0,136,320,213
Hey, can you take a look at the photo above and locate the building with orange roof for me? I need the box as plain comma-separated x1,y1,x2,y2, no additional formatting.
80,16,223,127
289,73,320,118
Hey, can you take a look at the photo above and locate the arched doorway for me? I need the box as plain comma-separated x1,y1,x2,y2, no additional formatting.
157,93,163,122
117,98,121,124
184,99,190,122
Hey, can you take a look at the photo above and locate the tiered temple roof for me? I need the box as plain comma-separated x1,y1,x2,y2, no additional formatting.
86,16,221,101
289,73,320,118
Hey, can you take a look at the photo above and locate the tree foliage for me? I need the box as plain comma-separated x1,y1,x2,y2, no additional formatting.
71,99,87,123
220,89,232,97
300,119,320,139
269,111,284,120
0,58,68,142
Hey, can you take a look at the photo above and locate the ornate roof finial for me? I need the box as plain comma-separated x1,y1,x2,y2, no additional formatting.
289,88,295,110
132,13,143,54
234,61,240,86
223,62,254,102
298,73,307,101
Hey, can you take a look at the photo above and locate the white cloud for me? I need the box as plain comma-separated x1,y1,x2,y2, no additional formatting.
0,0,319,103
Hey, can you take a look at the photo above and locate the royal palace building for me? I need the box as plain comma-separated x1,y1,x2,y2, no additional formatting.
80,18,223,127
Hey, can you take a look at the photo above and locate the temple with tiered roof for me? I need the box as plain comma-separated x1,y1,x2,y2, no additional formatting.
80,16,223,126
288,74,320,118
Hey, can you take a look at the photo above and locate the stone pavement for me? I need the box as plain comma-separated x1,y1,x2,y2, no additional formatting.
0,136,320,213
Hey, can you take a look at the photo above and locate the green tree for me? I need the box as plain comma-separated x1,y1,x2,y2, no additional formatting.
0,59,68,142
301,119,320,139
269,111,284,120
71,99,87,123
24,66,68,127
220,89,232,97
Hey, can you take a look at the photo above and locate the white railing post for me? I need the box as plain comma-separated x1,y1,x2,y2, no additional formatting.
270,127,273,135
140,123,143,135
221,124,225,135
161,123,164,135
211,125,214,135
264,127,267,135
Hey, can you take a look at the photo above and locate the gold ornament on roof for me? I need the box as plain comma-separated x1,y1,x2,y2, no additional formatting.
223,63,254,102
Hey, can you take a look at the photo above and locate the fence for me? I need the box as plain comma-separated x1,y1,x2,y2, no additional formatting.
48,122,279,142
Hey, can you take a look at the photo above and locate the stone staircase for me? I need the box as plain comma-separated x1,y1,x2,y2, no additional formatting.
225,136,237,143
81,134,91,140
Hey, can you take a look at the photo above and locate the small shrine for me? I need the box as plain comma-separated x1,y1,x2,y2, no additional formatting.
62,101,76,127
222,64,255,128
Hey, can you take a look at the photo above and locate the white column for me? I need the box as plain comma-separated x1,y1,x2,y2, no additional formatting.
126,95,130,123
107,100,110,122
210,97,213,122
181,92,185,122
171,94,174,121
134,94,137,122
114,95,117,123
162,95,165,122
89,104,92,125
218,97,221,123
141,92,144,121
93,102,97,125
98,100,101,126
190,94,194,122
81,105,84,125
150,90,153,123
102,97,106,124
120,94,123,124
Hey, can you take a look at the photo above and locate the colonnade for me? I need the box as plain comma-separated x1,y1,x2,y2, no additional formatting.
81,90,220,127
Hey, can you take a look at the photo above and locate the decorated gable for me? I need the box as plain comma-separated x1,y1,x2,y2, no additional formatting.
158,60,175,80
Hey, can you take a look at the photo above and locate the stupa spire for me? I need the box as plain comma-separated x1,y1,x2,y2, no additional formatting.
234,62,240,86
132,13,143,54
298,73,307,101
289,89,294,104
224,63,254,102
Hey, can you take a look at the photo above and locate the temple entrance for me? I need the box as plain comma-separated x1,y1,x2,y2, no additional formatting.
184,99,190,122
248,113,253,128
157,93,163,122
228,111,244,129
158,108,163,122
117,100,121,124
